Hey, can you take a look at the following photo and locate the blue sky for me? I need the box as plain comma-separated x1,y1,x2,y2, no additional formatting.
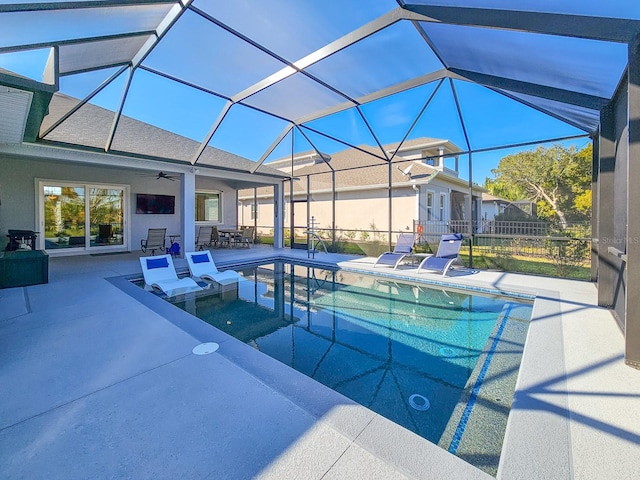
1,43,590,185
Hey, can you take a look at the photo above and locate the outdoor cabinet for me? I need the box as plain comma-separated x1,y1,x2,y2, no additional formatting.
0,250,49,288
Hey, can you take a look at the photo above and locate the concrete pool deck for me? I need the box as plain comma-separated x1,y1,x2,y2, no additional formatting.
1,246,638,479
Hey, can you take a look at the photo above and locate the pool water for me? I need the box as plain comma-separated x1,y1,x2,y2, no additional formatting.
167,261,532,474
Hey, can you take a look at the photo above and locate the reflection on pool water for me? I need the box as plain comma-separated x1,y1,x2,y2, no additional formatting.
166,261,533,475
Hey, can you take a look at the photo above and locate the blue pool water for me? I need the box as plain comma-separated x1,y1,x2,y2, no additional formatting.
168,261,532,459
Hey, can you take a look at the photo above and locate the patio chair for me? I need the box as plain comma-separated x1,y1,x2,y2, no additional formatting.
373,233,416,269
196,226,213,250
416,233,463,277
139,254,203,297
96,224,113,245
211,226,220,248
185,250,245,285
141,228,166,255
236,226,254,248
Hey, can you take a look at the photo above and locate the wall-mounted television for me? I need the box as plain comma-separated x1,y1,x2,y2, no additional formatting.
136,194,175,214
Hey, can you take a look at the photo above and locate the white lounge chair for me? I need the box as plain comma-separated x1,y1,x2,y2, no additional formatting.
139,254,203,297
373,233,416,269
185,250,245,285
416,233,463,276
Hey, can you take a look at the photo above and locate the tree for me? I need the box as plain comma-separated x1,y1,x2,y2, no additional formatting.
485,144,592,227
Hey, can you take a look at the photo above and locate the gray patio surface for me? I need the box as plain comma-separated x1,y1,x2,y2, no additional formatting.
0,245,638,479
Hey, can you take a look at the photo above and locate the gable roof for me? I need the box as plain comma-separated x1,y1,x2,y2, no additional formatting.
38,92,286,178
243,138,484,197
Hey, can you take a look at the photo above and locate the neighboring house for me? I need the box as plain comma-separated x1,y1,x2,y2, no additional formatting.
239,138,485,241
481,193,511,223
481,193,538,222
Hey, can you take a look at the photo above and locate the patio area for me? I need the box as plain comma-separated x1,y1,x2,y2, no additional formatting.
1,246,638,479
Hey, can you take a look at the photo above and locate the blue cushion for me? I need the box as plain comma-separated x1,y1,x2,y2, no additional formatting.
191,253,210,264
146,257,169,269
442,233,463,241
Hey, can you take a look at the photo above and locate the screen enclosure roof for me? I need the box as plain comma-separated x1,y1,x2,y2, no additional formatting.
0,0,637,174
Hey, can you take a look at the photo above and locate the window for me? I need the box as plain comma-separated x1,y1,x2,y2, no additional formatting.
250,203,258,221
439,194,446,221
196,191,221,222
426,192,434,221
423,153,440,167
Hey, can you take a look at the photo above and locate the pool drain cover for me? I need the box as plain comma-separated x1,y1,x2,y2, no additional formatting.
439,347,456,357
409,394,430,411
192,342,220,355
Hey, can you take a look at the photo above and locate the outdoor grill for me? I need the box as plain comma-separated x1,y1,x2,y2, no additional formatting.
6,229,38,251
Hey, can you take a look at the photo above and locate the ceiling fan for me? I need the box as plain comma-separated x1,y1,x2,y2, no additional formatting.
155,171,177,181
137,171,178,181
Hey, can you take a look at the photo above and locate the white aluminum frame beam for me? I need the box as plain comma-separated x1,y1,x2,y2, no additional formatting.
250,124,294,174
295,69,451,125
231,7,414,103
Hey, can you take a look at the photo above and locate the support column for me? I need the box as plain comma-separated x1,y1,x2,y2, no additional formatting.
468,153,474,268
273,181,285,249
331,171,336,249
597,104,616,308
253,188,258,234
591,135,599,282
181,171,196,255
388,161,393,251
625,33,640,368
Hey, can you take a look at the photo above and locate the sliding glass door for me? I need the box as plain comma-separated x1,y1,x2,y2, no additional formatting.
39,181,128,253
89,188,125,247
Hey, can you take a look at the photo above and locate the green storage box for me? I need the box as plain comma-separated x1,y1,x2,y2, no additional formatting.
0,250,49,288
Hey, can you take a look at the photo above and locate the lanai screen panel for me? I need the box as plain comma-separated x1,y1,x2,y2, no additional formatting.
242,72,351,122
142,9,288,98
305,21,444,99
58,35,153,75
0,4,173,49
420,22,628,99
192,0,398,62
497,89,601,134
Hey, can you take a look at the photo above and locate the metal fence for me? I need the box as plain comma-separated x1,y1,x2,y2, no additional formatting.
413,219,592,260
253,220,592,266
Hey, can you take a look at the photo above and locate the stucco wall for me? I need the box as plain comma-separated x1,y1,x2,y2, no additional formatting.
0,155,238,253
194,177,238,230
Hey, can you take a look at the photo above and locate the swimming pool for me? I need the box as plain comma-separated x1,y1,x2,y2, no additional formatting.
166,261,532,475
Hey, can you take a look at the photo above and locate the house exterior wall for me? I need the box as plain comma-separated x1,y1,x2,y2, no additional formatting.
288,187,416,234
194,176,238,230
417,179,482,229
482,202,502,222
239,179,483,240
0,154,241,253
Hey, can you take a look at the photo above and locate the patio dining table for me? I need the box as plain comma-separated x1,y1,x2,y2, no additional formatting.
218,228,243,247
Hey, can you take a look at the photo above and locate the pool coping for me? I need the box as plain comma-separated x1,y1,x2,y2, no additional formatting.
122,253,574,479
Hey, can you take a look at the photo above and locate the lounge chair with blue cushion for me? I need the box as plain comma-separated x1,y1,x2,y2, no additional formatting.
373,233,416,269
185,250,245,285
416,233,463,276
139,254,203,297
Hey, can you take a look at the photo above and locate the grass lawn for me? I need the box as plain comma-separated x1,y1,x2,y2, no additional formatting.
459,253,591,281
